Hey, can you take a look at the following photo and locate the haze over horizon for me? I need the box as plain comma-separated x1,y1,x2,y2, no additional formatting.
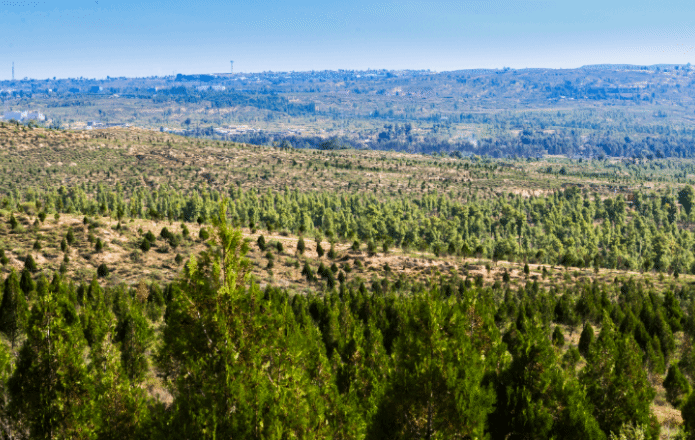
1,0,694,80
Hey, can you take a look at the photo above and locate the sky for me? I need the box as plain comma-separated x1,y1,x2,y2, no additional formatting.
1,0,694,80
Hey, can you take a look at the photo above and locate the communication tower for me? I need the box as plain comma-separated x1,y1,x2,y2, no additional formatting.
231,60,234,75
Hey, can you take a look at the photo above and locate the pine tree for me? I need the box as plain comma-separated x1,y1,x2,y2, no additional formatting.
490,322,604,440
19,268,35,295
579,322,594,358
114,299,153,382
8,276,96,438
369,289,496,439
158,200,334,438
0,269,28,348
664,364,691,407
582,322,659,439
682,391,695,440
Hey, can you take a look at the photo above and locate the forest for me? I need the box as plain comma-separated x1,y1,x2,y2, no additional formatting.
1,123,695,438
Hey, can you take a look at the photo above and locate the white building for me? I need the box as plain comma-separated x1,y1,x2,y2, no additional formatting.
2,111,26,121
1,110,46,122
25,111,45,121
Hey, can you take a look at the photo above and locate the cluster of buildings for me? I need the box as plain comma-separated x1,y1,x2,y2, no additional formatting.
1,110,45,122
196,85,226,92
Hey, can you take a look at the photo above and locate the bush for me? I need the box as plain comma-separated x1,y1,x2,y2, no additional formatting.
257,235,267,251
97,263,109,278
328,245,337,259
9,213,18,230
144,230,156,243
95,238,104,253
297,237,306,255
140,239,151,252
66,228,75,245
175,254,184,265
276,241,284,253
24,254,38,272
161,227,173,240
199,228,209,241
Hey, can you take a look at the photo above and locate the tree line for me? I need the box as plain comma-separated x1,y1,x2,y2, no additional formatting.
7,183,695,275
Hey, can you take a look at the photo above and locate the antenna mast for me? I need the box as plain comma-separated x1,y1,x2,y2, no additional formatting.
230,60,234,75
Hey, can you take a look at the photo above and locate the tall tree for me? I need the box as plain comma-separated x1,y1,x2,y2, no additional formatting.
158,200,334,438
369,289,496,439
0,269,28,348
8,276,96,439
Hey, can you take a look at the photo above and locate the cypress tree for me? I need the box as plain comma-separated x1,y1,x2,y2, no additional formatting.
664,364,691,407
578,322,594,358
8,276,95,438
158,200,334,438
0,269,28,348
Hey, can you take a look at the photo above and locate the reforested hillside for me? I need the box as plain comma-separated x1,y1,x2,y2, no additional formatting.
2,123,695,438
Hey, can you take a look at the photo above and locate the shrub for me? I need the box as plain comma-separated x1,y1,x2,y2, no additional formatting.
97,263,109,278
161,227,172,240
199,228,210,241
144,230,156,243
140,239,151,252
66,228,75,245
352,240,361,252
24,254,38,272
257,235,267,251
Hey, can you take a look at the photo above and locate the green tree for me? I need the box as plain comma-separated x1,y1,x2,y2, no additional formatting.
663,364,691,407
679,186,695,216
682,391,695,440
257,234,267,251
369,289,497,439
579,322,594,358
8,276,96,438
0,269,28,348
582,324,658,439
158,200,334,438
114,299,153,382
490,322,605,440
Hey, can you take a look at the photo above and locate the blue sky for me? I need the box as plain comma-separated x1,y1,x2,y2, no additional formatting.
1,0,694,80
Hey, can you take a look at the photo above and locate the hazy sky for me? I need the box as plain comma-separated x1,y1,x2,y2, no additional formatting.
1,0,694,80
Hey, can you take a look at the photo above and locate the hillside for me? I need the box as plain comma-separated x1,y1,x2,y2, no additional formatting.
1,123,695,438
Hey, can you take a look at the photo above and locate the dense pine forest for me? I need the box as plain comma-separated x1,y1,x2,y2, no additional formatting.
3,123,695,438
